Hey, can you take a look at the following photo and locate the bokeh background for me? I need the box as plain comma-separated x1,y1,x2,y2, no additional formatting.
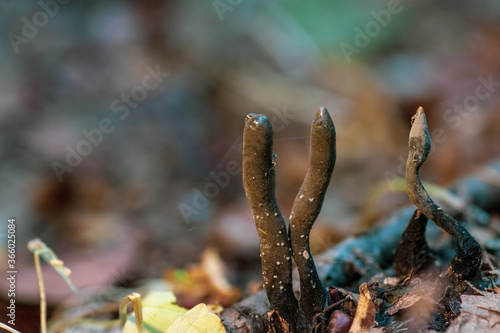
1,0,500,330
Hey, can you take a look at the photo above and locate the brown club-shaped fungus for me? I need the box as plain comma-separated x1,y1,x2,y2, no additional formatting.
243,114,305,331
405,107,482,281
290,107,335,321
242,107,336,330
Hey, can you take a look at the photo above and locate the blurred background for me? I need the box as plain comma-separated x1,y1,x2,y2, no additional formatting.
0,0,499,330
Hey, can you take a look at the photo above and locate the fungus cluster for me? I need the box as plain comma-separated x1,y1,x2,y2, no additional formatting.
241,106,483,332
242,107,335,331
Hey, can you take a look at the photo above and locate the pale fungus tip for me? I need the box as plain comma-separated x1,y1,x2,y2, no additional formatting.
317,106,329,118
245,113,272,131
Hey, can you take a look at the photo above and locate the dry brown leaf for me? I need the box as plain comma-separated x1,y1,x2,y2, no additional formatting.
165,247,241,307
445,293,500,333
387,293,423,316
268,310,290,333
349,283,376,332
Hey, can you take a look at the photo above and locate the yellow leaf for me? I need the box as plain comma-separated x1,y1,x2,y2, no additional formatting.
123,291,187,333
166,303,225,333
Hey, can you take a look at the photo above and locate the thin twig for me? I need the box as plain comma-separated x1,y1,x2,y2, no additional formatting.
310,296,351,325
119,293,145,333
34,250,47,333
402,268,415,286
465,280,485,295
130,293,145,333
477,305,500,316
0,322,22,333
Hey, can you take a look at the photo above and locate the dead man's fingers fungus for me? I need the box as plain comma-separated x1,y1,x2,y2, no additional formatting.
290,107,336,322
406,107,482,281
242,114,304,330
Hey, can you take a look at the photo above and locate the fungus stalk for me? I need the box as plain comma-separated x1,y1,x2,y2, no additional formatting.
393,209,432,278
406,107,482,281
243,107,336,331
242,114,305,331
290,107,336,321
